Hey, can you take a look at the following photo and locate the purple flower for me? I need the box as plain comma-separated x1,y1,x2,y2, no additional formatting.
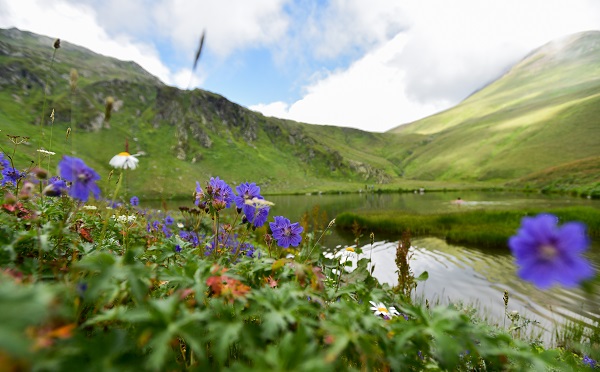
42,177,68,197
508,213,594,289
194,182,206,208
235,182,270,227
130,196,139,206
175,244,182,253
1,167,24,187
58,156,101,202
269,216,303,248
583,355,597,368
0,153,10,169
252,206,270,228
164,215,174,225
195,177,234,211
76,282,88,297
107,200,122,209
179,230,200,247
162,225,172,238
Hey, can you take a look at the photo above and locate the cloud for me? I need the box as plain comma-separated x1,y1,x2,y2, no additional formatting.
254,0,600,131
397,0,600,103
249,101,292,120
251,34,450,132
303,0,408,60
152,0,290,59
0,0,181,85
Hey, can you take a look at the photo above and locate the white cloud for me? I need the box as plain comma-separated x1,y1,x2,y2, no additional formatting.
249,101,292,120
152,0,290,59
304,0,408,60
0,0,180,85
254,0,600,131
171,67,206,90
397,0,600,103
252,34,450,132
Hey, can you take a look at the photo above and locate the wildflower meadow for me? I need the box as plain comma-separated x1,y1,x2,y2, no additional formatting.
1,36,599,372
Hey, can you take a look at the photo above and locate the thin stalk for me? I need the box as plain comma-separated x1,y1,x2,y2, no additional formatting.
303,218,335,263
100,172,123,243
212,212,219,256
38,46,58,167
222,209,242,246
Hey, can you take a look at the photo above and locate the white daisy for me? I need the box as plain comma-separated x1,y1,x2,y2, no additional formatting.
369,301,400,318
109,152,139,170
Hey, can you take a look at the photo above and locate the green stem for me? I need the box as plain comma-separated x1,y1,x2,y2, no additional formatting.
303,219,335,263
38,47,58,167
100,172,123,243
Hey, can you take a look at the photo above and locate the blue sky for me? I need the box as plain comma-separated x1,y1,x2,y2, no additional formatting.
1,0,600,132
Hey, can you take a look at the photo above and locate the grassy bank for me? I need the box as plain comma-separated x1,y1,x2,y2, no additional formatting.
336,206,600,248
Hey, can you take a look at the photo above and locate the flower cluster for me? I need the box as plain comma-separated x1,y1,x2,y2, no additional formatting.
195,177,234,211
113,215,136,224
1,167,24,187
204,228,256,257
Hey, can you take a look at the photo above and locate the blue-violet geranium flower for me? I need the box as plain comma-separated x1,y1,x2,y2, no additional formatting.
269,216,303,248
508,213,594,289
58,156,101,202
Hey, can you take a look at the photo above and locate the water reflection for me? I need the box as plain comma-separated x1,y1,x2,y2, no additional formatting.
356,238,600,342
266,191,600,247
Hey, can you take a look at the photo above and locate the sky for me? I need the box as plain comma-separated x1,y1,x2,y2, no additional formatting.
1,1,599,132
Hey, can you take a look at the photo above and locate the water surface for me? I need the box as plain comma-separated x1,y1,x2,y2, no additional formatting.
268,191,600,341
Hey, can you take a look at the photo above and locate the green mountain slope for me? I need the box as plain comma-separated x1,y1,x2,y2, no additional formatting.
2,27,599,199
0,28,402,198
389,31,600,188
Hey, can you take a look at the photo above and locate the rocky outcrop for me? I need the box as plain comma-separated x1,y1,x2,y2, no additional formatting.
347,160,392,183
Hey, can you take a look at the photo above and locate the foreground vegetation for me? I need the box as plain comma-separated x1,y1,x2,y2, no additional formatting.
1,148,600,370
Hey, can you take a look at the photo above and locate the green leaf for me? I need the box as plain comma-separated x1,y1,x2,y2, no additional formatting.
415,271,429,282
272,258,289,271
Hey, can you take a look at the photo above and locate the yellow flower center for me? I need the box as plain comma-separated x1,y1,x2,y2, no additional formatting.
118,152,131,156
378,307,388,313
345,247,355,252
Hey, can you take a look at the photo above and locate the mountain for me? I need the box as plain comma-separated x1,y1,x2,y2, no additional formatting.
0,28,402,199
388,31,600,194
1,27,599,199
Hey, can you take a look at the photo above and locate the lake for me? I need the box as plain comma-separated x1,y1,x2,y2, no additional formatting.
265,191,600,342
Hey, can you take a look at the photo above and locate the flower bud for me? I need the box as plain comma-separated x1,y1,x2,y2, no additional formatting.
31,167,48,180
